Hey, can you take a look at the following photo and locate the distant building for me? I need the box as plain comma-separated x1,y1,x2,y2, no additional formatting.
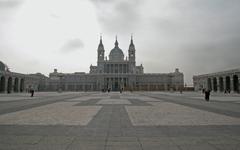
0,61,48,93
48,36,184,91
193,68,240,93
1,36,184,93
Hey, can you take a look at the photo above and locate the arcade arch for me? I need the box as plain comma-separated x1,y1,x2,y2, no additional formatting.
233,75,239,92
0,76,5,92
14,78,19,92
213,77,217,92
219,77,224,92
7,77,12,93
207,78,212,91
225,76,231,92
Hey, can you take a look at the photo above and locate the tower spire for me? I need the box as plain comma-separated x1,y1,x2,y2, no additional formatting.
130,34,134,46
131,34,134,45
100,33,102,40
115,35,119,47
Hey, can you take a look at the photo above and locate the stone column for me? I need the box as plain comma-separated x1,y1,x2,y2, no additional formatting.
109,65,111,73
113,64,115,74
109,65,110,73
208,78,212,91
4,76,7,93
111,64,113,73
216,77,220,92
18,79,21,93
11,77,15,93
222,76,226,92
121,64,123,74
203,80,207,90
10,77,13,93
230,76,234,93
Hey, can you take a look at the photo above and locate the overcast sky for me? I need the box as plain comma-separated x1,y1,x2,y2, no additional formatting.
1,0,240,85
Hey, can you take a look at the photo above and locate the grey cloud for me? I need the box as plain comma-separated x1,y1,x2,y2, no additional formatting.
174,36,240,84
0,0,23,9
60,39,84,53
0,0,24,23
90,0,141,34
137,0,240,84
50,13,60,19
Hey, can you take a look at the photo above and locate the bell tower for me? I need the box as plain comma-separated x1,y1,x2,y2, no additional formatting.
128,35,136,63
97,35,105,62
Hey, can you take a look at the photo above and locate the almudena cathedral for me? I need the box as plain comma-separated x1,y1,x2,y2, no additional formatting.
0,37,184,93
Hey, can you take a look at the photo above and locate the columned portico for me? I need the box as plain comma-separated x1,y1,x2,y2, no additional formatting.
219,77,224,92
193,68,240,93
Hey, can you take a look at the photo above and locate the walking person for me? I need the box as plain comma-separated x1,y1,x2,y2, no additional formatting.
205,90,210,101
30,87,34,97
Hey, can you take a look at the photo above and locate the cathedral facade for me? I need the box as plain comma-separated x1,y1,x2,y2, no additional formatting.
48,37,184,91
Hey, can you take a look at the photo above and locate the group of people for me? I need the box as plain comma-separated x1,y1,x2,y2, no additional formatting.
102,88,111,93
101,88,124,93
224,89,231,94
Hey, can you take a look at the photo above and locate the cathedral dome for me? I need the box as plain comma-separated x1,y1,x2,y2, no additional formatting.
109,39,124,61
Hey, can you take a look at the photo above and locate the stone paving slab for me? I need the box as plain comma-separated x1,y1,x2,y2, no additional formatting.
178,144,217,150
0,135,42,145
0,96,37,101
67,95,111,102
97,99,131,105
0,102,102,125
143,93,240,117
126,102,240,126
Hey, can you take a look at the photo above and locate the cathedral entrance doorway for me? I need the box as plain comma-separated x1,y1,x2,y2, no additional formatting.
113,78,119,91
104,77,127,91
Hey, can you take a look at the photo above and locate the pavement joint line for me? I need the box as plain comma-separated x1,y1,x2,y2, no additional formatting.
74,98,102,106
137,137,144,150
34,135,45,145
65,135,77,150
104,107,112,150
205,140,223,150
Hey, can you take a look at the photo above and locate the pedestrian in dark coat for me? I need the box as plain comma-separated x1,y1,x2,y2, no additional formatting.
30,88,34,97
205,90,210,101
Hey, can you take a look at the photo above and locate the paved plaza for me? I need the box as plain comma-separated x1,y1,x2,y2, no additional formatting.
0,92,240,150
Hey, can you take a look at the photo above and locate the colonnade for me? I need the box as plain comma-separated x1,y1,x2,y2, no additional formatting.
104,64,129,74
207,75,239,93
0,75,24,93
